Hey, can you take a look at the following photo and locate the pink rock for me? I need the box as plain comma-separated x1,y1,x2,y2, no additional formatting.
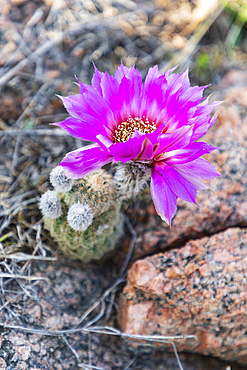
119,227,247,364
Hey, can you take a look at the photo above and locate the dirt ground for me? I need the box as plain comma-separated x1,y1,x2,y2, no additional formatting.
1,0,247,369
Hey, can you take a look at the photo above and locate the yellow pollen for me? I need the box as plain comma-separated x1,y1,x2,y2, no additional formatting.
114,116,156,143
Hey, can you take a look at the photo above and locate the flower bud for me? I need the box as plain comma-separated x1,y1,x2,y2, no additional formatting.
114,163,151,199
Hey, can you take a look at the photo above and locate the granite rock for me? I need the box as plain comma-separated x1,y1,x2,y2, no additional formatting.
119,227,247,364
1,259,243,370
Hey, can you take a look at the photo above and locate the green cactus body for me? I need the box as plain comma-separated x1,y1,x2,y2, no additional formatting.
44,202,123,262
64,169,115,215
43,169,124,262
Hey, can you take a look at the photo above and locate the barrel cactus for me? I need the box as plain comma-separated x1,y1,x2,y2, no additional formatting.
40,162,152,262
40,168,124,262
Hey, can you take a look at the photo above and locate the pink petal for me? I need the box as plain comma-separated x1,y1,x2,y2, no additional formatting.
165,69,190,94
96,134,113,149
110,76,143,122
58,144,113,179
101,72,119,104
161,143,216,164
174,157,220,180
191,101,222,141
138,137,154,160
153,125,193,158
143,65,162,88
72,91,114,130
173,170,208,191
172,157,220,191
75,76,94,95
140,75,166,121
115,62,143,84
108,135,146,163
150,168,177,225
157,166,198,204
58,93,114,137
91,64,104,95
53,117,106,142
58,95,81,119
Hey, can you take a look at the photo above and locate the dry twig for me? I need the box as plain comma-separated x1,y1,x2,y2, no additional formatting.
0,11,133,87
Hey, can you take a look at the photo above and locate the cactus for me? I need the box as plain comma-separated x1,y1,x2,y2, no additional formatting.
41,164,150,262
44,200,123,262
42,169,124,262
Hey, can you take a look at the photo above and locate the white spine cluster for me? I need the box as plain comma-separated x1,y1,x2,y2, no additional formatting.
67,202,94,232
114,162,151,199
39,190,62,219
50,166,74,193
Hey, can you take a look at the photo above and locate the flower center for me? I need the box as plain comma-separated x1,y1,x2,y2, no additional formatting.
114,116,156,143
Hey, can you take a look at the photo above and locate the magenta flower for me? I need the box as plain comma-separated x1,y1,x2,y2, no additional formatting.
54,63,220,224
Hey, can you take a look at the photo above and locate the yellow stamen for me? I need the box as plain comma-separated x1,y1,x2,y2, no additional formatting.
114,116,156,143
